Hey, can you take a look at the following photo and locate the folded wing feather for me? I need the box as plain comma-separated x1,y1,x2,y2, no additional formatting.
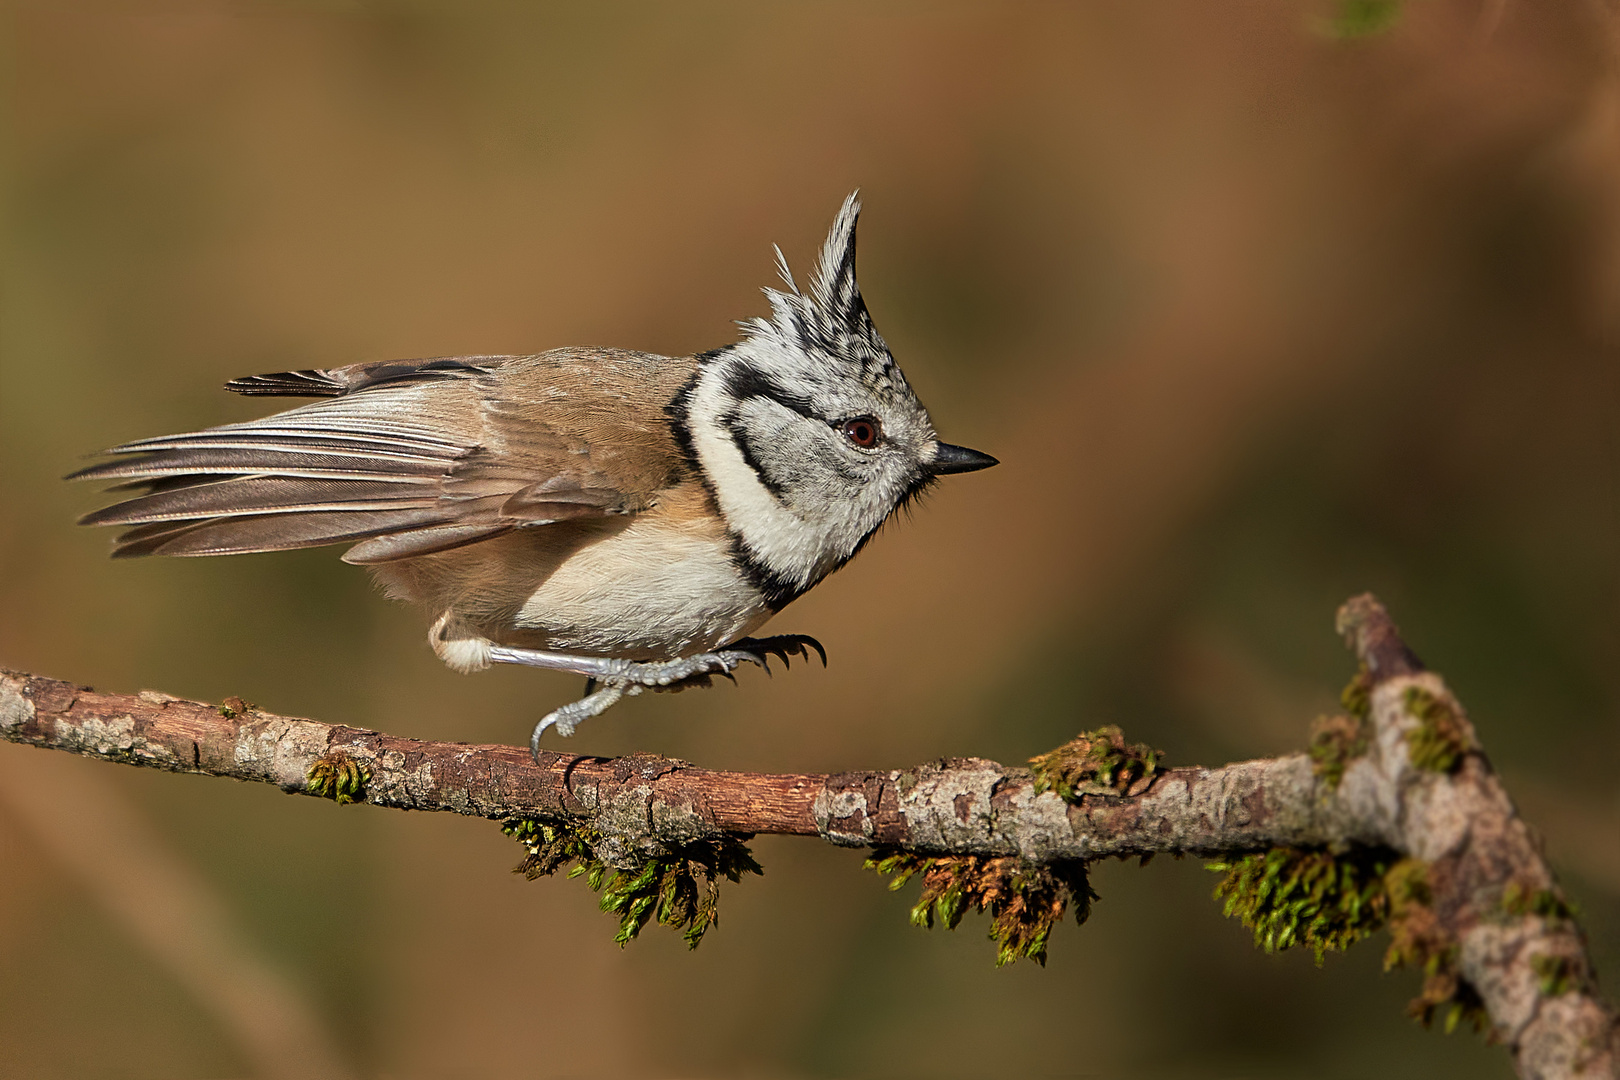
71,350,691,562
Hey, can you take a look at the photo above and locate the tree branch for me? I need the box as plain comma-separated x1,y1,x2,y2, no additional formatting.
0,671,1351,863
1,594,1614,1079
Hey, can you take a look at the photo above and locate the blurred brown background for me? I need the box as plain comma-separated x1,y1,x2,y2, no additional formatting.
3,2,1619,1077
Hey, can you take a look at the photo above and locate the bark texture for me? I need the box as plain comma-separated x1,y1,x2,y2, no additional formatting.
0,595,1613,1079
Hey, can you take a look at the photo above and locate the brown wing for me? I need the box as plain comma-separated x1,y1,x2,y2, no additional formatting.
71,349,698,562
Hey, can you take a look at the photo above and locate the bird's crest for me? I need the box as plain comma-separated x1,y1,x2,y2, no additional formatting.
743,192,893,378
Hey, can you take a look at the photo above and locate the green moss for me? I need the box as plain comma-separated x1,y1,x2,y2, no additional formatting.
1497,884,1590,999
865,850,1096,967
1402,686,1470,773
1207,846,1394,964
1433,988,1489,1037
502,818,761,949
1210,851,1492,1033
1501,881,1579,923
1308,714,1369,789
1028,725,1161,801
1382,857,1430,909
1341,665,1372,722
504,818,596,879
1382,859,1490,1035
217,695,253,720
305,752,370,805
1530,953,1589,998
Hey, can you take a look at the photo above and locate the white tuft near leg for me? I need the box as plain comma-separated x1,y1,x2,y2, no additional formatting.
429,614,494,673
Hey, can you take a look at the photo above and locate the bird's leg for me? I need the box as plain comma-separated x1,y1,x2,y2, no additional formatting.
488,635,827,688
486,635,827,756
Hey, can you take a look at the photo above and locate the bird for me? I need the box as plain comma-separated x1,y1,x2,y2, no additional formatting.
71,193,998,754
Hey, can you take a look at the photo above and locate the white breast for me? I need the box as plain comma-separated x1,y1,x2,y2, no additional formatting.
513,519,771,657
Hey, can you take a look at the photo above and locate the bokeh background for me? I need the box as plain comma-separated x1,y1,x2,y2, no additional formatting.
3,2,1619,1077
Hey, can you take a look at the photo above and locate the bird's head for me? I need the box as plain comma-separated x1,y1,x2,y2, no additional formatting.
678,192,997,608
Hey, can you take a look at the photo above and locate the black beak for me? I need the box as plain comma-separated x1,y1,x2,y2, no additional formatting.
928,442,999,475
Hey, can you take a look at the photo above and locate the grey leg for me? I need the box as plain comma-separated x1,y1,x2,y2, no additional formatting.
487,635,827,756
488,645,766,685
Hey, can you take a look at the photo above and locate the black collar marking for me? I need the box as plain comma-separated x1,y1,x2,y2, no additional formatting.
728,537,808,613
663,363,708,481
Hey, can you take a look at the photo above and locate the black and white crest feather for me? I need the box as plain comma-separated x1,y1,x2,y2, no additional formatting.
742,192,895,384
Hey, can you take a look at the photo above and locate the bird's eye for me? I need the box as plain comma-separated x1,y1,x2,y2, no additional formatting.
840,416,881,448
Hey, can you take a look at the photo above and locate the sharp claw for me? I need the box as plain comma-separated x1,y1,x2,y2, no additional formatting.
531,683,625,752
530,713,560,761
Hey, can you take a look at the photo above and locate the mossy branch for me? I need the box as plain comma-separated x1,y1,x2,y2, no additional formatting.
1,593,1615,1079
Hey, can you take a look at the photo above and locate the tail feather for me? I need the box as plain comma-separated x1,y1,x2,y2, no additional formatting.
72,454,455,487
108,519,221,558
106,427,465,456
79,477,445,527
112,506,473,558
74,355,627,563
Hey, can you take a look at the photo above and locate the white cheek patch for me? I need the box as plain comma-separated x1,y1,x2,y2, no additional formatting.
687,359,841,588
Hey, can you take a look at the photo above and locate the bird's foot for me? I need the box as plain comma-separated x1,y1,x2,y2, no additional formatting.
714,634,827,675
616,634,827,691
491,635,827,757
532,682,633,751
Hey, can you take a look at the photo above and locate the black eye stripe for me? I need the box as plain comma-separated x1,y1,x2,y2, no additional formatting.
723,364,820,421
